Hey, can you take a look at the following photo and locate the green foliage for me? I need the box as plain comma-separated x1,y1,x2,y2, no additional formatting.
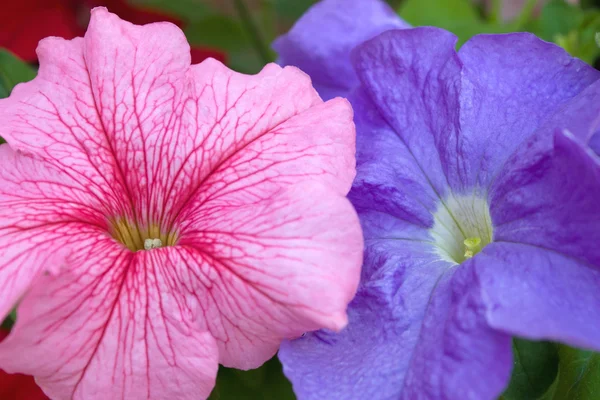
552,346,600,400
0,49,37,144
185,14,265,74
1,310,16,331
132,0,213,22
0,49,36,98
398,0,600,66
398,0,522,46
269,0,316,21
502,339,559,400
538,0,585,40
185,15,250,54
531,0,600,64
400,0,479,28
501,340,600,400
208,357,295,400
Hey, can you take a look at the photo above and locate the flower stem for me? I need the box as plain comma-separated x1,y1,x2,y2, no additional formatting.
514,0,540,30
489,0,502,23
232,0,272,65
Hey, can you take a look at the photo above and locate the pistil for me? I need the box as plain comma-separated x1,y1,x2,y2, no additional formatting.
429,194,493,264
463,237,482,259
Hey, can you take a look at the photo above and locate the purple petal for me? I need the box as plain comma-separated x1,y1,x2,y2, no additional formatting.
475,242,600,352
450,34,600,189
348,88,441,229
590,131,600,156
491,130,600,266
273,0,408,100
279,235,450,400
402,262,512,400
539,79,600,143
352,27,461,197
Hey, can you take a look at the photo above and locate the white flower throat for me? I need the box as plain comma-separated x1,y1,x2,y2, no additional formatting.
430,194,493,264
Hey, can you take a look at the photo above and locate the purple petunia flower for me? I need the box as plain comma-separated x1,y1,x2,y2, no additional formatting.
273,0,408,100
591,131,600,155
275,1,600,399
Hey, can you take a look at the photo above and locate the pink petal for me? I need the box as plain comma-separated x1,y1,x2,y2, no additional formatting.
0,145,107,319
1,7,355,226
0,7,361,397
0,235,219,400
178,181,363,368
84,7,355,224
0,36,131,217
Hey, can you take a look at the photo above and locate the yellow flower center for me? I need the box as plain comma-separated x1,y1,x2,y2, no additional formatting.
109,218,178,251
430,194,493,264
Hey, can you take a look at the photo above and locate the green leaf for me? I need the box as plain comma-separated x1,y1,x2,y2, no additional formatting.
208,357,295,400
398,0,509,45
400,0,479,27
502,338,559,400
552,346,600,400
0,49,36,95
536,1,600,64
1,309,17,330
538,0,585,41
185,15,249,53
270,0,316,20
231,0,276,65
0,49,36,143
184,15,264,74
130,0,214,23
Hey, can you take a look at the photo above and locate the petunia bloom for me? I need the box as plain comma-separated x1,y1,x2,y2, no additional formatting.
0,0,226,64
276,2,600,399
0,8,362,399
273,0,408,100
591,131,600,155
0,330,49,400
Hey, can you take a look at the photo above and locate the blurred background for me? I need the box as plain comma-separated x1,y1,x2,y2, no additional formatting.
1,0,600,399
1,0,600,77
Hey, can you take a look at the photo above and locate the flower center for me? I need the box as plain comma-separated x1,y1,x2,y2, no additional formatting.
109,218,178,252
429,194,493,264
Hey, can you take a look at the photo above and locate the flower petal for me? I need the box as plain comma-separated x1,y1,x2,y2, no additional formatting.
0,145,107,319
452,33,600,189
401,262,512,400
348,88,439,228
0,330,49,400
177,181,363,369
475,242,600,352
0,26,137,218
589,131,600,156
82,7,194,224
273,0,408,99
539,79,600,143
171,64,356,228
1,7,356,233
352,27,461,198
0,236,219,400
279,235,449,400
491,129,600,266
84,7,356,224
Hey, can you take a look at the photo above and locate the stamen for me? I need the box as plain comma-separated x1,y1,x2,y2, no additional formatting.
429,194,493,264
144,238,163,250
109,217,177,251
463,237,482,259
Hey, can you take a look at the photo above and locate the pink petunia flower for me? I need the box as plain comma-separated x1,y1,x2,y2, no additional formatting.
0,330,49,400
0,8,362,400
0,0,227,65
